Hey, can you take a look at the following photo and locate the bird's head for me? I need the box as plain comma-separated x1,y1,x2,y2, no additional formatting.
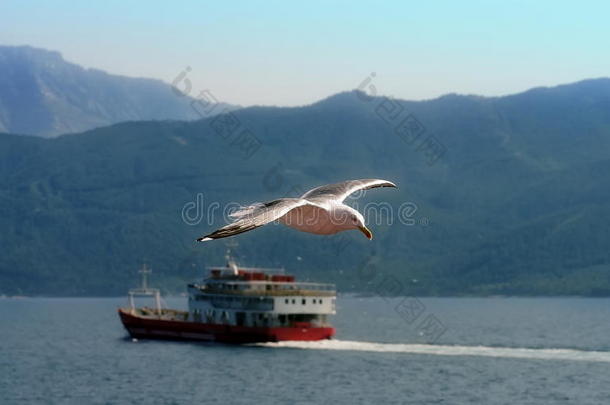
345,207,372,240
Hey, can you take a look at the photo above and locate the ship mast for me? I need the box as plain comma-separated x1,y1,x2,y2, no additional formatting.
139,263,151,290
128,262,162,315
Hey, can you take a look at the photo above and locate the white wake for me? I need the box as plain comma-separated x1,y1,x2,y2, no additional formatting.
256,340,610,363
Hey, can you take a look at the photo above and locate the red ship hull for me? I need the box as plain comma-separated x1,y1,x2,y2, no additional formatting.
118,309,335,343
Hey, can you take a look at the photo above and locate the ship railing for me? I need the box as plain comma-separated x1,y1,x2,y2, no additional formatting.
196,286,336,297
204,281,335,289
206,266,286,274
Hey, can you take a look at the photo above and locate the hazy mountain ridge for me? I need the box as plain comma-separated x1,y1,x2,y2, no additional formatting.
2,78,610,296
0,45,235,137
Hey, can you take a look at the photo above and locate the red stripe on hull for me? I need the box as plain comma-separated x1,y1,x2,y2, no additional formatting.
118,309,335,343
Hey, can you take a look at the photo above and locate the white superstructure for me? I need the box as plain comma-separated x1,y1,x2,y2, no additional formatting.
187,257,336,328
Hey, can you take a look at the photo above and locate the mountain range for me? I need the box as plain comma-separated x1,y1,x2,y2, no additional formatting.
0,45,234,137
1,47,610,296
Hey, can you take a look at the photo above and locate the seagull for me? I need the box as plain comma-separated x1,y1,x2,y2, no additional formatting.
197,179,397,242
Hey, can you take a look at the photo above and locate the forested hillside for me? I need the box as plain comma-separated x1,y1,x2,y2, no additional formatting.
2,79,610,295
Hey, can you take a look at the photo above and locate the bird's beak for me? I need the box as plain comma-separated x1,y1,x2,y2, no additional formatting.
358,225,373,240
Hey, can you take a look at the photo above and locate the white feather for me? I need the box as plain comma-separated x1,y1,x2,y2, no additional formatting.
229,203,264,219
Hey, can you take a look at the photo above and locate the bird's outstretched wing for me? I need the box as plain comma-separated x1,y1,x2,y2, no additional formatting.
197,198,323,242
300,179,397,202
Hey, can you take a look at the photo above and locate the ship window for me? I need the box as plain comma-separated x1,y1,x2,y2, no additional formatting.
319,299,323,304
313,299,317,304
285,298,289,304
291,299,296,304
302,299,306,305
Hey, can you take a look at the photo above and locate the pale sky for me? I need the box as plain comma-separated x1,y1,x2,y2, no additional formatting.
1,0,609,106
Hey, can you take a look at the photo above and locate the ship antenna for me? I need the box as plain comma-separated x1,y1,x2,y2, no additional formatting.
225,240,239,275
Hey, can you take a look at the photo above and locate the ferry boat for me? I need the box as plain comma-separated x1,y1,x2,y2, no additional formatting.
118,252,336,343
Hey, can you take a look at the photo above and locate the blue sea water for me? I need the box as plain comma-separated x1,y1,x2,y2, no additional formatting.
2,296,610,404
